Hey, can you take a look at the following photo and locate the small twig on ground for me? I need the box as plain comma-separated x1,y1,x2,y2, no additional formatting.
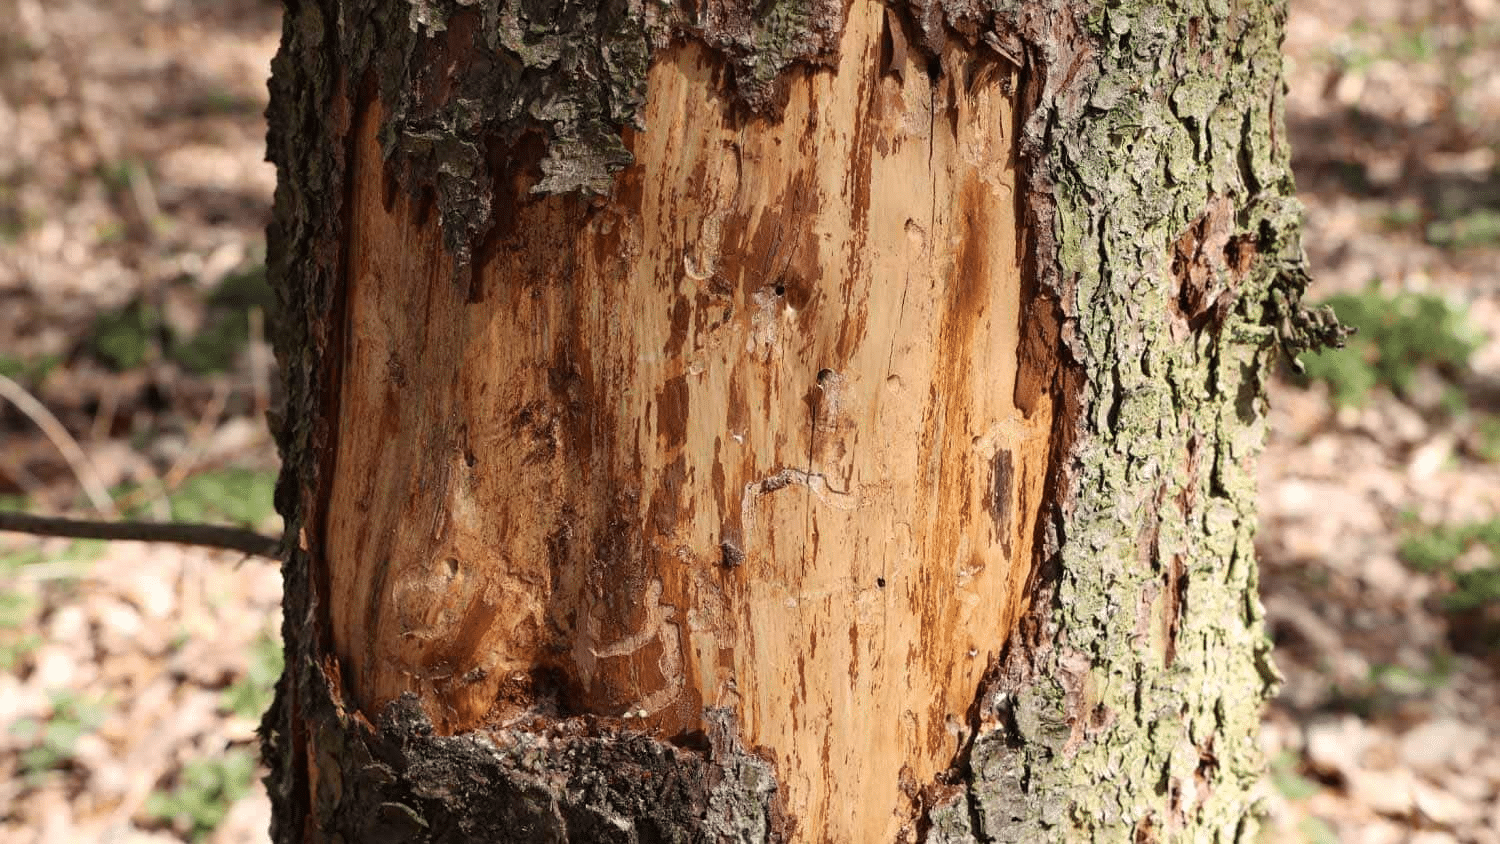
126,161,162,234
0,373,115,516
10,560,104,583
89,383,119,443
163,380,232,491
0,511,280,559
249,305,272,419
113,380,233,517
117,402,173,522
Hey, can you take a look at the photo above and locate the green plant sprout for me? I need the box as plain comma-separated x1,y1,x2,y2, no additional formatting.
9,690,109,783
144,748,257,841
221,632,284,719
1298,284,1482,408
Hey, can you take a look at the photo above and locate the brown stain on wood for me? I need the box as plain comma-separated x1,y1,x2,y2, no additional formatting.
321,5,1057,841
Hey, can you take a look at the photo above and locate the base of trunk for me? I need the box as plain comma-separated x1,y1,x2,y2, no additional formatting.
296,675,779,843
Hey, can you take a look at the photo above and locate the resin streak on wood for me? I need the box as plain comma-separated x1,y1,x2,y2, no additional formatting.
322,5,1053,840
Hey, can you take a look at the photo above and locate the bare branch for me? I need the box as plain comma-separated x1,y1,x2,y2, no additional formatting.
0,511,281,559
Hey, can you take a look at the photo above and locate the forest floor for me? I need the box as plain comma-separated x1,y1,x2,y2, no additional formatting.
0,0,1497,842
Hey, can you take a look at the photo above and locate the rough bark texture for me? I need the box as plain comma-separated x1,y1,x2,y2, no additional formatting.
921,2,1341,841
261,0,1339,841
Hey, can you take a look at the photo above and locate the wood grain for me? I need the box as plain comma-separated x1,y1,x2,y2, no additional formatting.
323,4,1056,839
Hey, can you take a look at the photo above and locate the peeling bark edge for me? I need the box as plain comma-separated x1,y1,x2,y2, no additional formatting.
335,0,848,269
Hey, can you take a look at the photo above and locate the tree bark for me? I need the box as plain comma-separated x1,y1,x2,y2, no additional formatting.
261,1,1338,842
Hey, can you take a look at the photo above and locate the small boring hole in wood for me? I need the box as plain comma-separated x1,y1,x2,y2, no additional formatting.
925,56,942,85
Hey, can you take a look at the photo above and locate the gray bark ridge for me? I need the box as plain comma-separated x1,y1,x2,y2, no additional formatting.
924,0,1324,841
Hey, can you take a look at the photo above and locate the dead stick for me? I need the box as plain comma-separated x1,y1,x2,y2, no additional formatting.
0,373,115,516
0,511,280,559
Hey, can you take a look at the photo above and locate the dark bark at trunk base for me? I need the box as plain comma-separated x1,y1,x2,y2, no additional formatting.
303,687,775,843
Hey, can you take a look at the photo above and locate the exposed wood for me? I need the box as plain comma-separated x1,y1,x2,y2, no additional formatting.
320,4,1053,841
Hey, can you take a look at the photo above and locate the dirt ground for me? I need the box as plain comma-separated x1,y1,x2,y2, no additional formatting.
1,1,1497,842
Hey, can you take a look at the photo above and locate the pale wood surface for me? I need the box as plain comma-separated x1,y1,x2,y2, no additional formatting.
323,5,1052,839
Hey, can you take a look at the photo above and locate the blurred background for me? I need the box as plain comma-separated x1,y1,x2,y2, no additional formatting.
0,0,1497,841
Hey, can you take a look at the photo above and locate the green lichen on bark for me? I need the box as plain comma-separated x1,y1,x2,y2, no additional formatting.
916,0,1323,841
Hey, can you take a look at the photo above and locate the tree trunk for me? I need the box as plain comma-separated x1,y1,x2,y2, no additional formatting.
261,1,1336,841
